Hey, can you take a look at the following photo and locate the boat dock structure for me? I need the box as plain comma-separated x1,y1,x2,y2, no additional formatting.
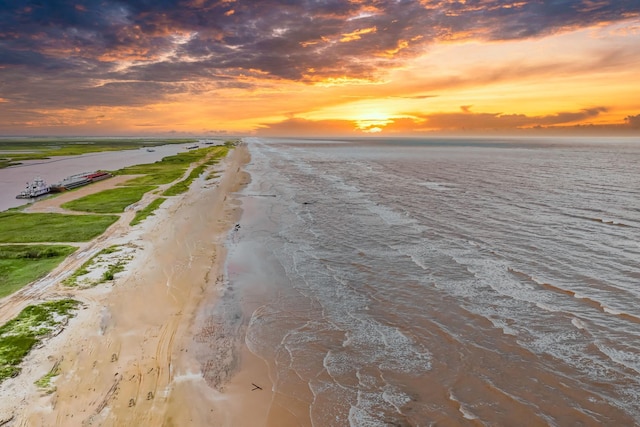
16,170,112,199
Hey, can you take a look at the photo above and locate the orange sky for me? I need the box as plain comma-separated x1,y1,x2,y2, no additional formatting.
0,1,639,136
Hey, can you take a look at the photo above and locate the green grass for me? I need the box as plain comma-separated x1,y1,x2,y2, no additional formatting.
119,169,184,186
102,262,125,281
115,145,229,187
0,299,80,382
206,170,221,180
61,186,156,213
63,245,129,287
0,159,20,168
35,360,61,393
162,147,229,196
64,246,119,286
130,198,166,226
0,212,119,243
0,245,77,298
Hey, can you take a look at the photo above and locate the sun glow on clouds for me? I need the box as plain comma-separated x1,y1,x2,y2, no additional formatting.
313,76,382,86
1,0,640,136
340,27,377,42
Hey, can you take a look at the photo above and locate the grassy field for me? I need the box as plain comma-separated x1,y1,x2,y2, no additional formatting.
0,140,237,301
0,299,80,382
61,185,156,213
0,245,78,298
0,212,119,243
116,145,229,186
0,138,198,168
130,198,166,226
162,147,229,196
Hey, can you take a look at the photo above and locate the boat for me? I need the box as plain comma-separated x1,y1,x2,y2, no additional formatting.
50,172,92,192
186,145,199,149
86,171,112,183
16,177,51,199
50,170,113,192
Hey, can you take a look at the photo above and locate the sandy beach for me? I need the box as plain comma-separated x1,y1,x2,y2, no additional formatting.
0,143,268,426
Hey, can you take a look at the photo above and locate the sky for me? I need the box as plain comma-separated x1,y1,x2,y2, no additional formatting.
1,0,639,137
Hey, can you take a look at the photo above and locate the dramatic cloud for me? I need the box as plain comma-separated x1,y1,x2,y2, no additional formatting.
626,114,640,128
421,107,609,130
3,1,640,78
1,0,639,134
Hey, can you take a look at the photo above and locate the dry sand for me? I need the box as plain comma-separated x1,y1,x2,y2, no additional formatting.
0,143,272,426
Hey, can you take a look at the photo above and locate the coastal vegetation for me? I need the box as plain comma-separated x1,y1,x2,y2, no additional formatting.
0,212,119,243
0,159,20,169
63,245,130,287
206,170,221,180
61,185,156,213
0,138,197,169
115,145,227,186
34,360,61,393
102,262,125,281
163,147,230,196
130,197,166,226
162,163,206,196
0,299,80,383
0,245,77,298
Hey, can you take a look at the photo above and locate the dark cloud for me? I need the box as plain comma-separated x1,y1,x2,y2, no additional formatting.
421,107,609,130
626,114,640,129
1,0,639,113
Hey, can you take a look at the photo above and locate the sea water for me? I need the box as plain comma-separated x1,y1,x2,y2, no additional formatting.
223,137,640,425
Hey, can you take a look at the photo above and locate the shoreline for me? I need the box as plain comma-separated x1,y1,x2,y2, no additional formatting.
0,142,255,425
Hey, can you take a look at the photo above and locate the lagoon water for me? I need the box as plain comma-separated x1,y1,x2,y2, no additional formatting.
224,137,640,426
0,143,196,212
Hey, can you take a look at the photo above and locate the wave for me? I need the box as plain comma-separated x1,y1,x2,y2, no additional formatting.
563,213,633,227
448,392,479,420
571,318,588,330
507,269,640,324
594,341,640,375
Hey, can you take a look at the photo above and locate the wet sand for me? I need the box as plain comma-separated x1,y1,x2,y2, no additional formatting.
0,143,273,426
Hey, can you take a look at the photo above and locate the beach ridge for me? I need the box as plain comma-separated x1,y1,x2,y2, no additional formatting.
0,142,250,426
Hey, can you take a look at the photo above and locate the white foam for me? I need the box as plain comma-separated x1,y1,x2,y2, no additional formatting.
594,342,640,374
381,385,412,414
536,302,558,312
571,318,587,330
365,202,416,227
486,317,518,336
602,306,622,315
448,392,478,420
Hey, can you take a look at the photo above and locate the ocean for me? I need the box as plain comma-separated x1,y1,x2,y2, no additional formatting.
222,137,640,426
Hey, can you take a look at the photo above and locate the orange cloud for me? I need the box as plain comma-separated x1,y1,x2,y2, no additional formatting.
381,40,409,57
340,27,377,42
